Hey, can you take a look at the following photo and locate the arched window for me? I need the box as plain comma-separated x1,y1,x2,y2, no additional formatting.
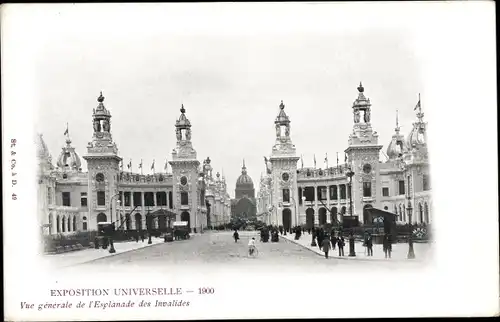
399,205,403,223
419,203,424,223
61,216,66,232
82,216,88,231
402,206,406,223
73,215,77,231
67,216,71,232
56,215,60,233
135,213,142,230
97,213,107,223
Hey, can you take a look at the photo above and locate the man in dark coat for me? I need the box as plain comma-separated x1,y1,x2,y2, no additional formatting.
321,236,332,259
366,232,373,256
337,235,345,256
330,234,337,251
383,233,392,258
317,229,324,249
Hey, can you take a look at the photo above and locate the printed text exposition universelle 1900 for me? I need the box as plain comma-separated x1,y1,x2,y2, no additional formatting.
50,288,183,297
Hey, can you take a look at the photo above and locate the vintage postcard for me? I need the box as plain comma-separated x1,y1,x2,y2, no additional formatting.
2,2,498,320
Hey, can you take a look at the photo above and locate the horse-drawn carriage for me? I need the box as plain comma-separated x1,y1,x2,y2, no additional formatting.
173,221,190,240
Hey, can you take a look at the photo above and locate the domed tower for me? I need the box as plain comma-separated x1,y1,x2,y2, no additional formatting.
83,92,122,230
269,100,300,230
386,110,409,161
407,94,428,157
169,105,201,233
235,159,255,199
344,83,383,225
56,127,82,172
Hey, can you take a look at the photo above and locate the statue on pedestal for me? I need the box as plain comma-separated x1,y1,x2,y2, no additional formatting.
354,110,361,123
364,109,371,123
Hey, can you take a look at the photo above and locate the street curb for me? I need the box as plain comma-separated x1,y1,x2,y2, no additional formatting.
282,236,410,263
61,238,177,268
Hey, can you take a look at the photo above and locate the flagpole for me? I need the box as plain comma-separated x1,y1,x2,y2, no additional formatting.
140,159,143,175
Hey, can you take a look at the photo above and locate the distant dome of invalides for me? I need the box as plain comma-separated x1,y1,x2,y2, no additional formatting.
236,160,253,188
234,159,255,200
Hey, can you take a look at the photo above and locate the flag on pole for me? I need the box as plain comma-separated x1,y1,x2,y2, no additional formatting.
138,160,142,168
414,93,421,111
127,159,132,169
313,154,317,168
164,158,168,171
120,160,124,171
151,159,155,171
300,155,304,169
325,153,328,168
336,152,339,168
63,123,69,136
345,153,348,163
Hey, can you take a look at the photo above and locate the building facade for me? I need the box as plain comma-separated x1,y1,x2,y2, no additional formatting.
37,93,232,236
257,84,432,230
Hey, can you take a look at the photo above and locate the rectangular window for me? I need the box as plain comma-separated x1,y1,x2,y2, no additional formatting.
80,192,87,207
133,192,142,206
124,192,131,206
340,185,346,199
423,174,430,191
181,192,189,205
330,186,338,200
157,192,167,206
62,192,71,206
399,180,405,195
283,189,290,203
168,191,173,209
144,192,154,207
298,188,303,205
382,187,389,197
304,187,315,202
97,191,106,206
317,186,327,200
363,182,372,197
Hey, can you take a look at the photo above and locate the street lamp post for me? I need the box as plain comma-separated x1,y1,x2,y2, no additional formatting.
108,193,120,254
400,157,416,259
407,201,415,259
346,167,356,257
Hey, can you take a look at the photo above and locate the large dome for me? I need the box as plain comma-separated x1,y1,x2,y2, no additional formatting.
236,160,254,187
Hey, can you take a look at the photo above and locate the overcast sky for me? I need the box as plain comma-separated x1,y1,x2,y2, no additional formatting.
32,4,423,196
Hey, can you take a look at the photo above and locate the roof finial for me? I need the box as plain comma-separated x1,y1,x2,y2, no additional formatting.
97,91,104,103
357,82,364,93
395,109,400,133
279,100,285,110
243,158,246,168
180,104,185,114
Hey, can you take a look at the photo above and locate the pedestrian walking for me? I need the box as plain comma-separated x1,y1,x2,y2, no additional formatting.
322,237,332,259
233,230,239,243
330,234,337,251
366,232,373,256
383,233,392,258
317,229,324,250
337,236,345,256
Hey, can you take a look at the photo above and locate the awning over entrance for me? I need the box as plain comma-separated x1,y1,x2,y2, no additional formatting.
364,207,397,234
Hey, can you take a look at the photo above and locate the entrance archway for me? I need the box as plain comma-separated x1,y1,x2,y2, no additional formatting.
306,208,315,229
181,211,191,232
319,207,327,225
363,204,373,225
419,203,424,223
282,208,292,231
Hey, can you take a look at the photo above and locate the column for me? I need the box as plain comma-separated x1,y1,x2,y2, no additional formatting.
326,186,330,223
141,192,145,231
130,191,134,209
153,191,157,207
166,190,169,209
313,185,318,225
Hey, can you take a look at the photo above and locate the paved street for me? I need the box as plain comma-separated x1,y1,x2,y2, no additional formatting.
60,231,427,274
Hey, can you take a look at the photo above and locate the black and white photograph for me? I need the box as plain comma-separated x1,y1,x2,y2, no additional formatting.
2,2,498,320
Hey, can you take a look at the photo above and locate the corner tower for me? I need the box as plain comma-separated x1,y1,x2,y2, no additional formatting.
344,83,383,225
83,92,122,230
169,105,201,233
269,100,300,230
